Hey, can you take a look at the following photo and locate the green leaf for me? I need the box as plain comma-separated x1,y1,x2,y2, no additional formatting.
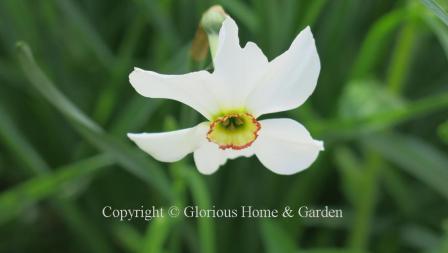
55,0,114,65
15,41,102,133
16,41,173,200
436,222,448,253
0,97,115,253
386,10,418,94
92,14,146,125
110,98,163,135
132,0,180,49
423,12,448,60
260,220,297,253
350,9,405,79
300,0,328,27
140,163,187,253
363,132,448,200
111,223,143,253
421,0,448,26
333,147,363,206
0,154,112,224
181,167,216,253
141,216,173,253
346,150,382,250
298,249,367,253
218,0,259,32
438,120,448,143
338,80,405,119
401,224,441,252
0,106,49,174
381,167,418,216
317,91,448,139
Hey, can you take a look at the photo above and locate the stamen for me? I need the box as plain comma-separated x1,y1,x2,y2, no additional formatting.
207,112,260,150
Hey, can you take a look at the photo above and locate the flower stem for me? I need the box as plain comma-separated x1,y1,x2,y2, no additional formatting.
386,4,419,94
348,149,381,250
208,33,220,59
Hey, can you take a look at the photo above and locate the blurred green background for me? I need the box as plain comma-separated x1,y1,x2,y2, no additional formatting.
1,0,448,252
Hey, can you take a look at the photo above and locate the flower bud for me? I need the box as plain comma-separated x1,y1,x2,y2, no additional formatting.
196,5,227,59
200,5,227,35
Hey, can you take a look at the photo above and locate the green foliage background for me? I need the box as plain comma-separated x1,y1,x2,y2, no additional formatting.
1,0,448,252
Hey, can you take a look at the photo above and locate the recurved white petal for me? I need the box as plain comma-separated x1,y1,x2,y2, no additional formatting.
246,27,320,117
128,122,209,163
193,137,256,174
254,118,323,175
212,17,269,107
129,68,222,120
193,140,228,175
224,146,255,160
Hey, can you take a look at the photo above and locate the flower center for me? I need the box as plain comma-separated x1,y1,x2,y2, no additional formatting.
207,112,260,150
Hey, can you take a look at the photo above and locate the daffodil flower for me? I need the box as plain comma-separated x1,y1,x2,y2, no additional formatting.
127,17,323,175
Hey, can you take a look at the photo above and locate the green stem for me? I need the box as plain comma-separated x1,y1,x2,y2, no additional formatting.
208,33,220,60
350,9,406,80
348,150,381,250
139,162,187,253
387,10,418,94
182,167,216,253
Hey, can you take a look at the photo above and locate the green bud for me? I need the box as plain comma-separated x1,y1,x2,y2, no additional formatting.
200,5,227,59
200,5,227,35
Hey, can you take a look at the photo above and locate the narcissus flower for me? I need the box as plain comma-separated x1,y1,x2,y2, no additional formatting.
128,17,323,175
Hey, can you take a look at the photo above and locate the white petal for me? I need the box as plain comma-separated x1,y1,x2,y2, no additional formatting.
193,140,228,175
212,17,269,108
224,146,255,159
128,123,209,163
129,68,222,120
246,27,321,117
193,137,255,174
254,118,323,175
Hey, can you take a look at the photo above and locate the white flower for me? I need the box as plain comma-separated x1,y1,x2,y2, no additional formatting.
127,17,323,175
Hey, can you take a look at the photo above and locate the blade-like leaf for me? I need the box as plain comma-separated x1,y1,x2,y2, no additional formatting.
298,250,367,253
0,154,112,224
55,0,114,65
218,0,259,32
181,167,216,253
364,132,448,200
0,106,49,174
439,120,448,143
351,9,405,79
317,92,448,140
16,42,173,200
261,219,297,253
424,13,448,59
422,0,448,26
